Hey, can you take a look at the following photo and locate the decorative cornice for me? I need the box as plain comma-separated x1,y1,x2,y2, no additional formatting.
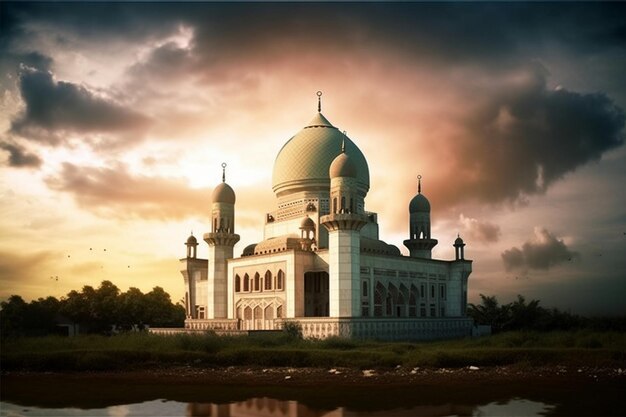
320,213,369,232
204,232,241,247
403,238,438,251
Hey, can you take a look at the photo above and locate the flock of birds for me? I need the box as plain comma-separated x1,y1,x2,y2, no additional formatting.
49,247,132,284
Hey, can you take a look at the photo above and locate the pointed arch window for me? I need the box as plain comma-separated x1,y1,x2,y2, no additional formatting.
409,285,418,317
386,294,393,316
235,274,241,292
264,271,272,290
374,282,385,317
254,273,261,291
276,270,284,290
243,274,250,292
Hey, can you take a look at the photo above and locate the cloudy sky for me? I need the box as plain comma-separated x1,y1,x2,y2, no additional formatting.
1,2,625,315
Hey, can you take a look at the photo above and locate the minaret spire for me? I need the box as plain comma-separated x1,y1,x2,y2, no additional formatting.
221,162,227,183
418,174,422,194
317,90,322,112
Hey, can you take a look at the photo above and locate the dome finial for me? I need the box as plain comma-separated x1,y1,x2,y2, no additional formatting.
317,91,322,112
221,162,227,183
341,137,346,153
417,174,422,194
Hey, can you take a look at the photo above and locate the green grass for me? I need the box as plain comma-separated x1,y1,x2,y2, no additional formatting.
2,330,625,372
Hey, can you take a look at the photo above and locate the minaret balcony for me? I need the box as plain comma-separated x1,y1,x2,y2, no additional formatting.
320,213,369,232
203,232,241,247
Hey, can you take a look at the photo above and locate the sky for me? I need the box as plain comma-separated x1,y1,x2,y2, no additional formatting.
1,2,625,315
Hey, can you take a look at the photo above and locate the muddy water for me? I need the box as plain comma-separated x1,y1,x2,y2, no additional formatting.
1,374,624,416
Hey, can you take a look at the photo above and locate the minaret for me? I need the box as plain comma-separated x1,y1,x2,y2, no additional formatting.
404,175,438,258
186,233,198,259
183,233,198,318
454,234,466,260
204,163,240,319
451,234,471,317
321,141,369,317
299,215,316,251
180,232,207,319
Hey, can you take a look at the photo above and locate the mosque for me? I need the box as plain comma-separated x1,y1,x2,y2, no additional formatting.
179,93,473,340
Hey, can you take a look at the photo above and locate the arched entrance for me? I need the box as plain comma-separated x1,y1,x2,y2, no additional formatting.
304,271,329,317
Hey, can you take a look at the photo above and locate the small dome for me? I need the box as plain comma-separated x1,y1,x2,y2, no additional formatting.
409,193,430,213
212,182,236,204
300,216,315,229
455,236,465,245
360,237,402,256
186,235,198,245
329,151,357,178
242,243,257,256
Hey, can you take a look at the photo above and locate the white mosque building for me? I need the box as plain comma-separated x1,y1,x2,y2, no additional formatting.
179,94,473,340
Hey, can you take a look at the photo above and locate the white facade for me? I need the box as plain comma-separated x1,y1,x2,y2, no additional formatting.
179,102,473,340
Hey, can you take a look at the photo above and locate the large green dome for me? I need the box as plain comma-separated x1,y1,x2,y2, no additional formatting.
272,112,370,197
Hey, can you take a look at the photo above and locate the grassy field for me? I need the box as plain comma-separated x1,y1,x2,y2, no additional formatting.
2,330,625,372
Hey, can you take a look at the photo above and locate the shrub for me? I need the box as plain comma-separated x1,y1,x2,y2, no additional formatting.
282,321,303,340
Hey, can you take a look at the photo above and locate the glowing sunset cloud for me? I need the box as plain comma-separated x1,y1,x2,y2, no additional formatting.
1,2,625,314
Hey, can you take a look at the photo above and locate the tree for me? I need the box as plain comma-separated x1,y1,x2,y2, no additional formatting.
468,293,588,332
118,287,147,330
468,294,510,333
2,280,187,335
506,295,545,330
0,295,28,337
0,295,62,337
144,286,185,327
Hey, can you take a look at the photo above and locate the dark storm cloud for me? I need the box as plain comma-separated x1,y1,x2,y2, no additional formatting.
3,2,625,208
11,67,150,141
45,163,208,220
190,3,626,66
0,1,180,47
502,227,579,272
13,51,52,71
0,141,42,168
430,63,625,209
5,3,625,69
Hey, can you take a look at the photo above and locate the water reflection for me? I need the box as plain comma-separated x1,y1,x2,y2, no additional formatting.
187,398,472,417
186,397,554,417
0,398,554,417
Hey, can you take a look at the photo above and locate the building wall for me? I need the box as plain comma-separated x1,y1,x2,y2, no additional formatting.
180,257,208,319
195,271,208,318
328,229,361,317
265,191,330,247
359,254,471,319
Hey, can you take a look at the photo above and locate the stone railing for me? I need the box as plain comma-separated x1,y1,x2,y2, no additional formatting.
276,317,474,341
152,317,475,341
149,327,198,335
184,318,239,331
